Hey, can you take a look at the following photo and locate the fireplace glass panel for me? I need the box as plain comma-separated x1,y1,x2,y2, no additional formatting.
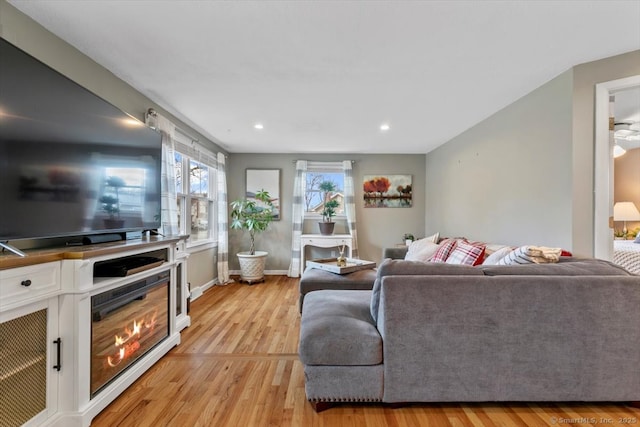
90,271,169,397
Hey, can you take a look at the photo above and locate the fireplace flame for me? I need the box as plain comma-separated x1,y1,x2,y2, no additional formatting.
107,341,140,367
107,312,157,368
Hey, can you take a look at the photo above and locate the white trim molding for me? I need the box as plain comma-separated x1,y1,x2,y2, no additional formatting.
594,75,640,261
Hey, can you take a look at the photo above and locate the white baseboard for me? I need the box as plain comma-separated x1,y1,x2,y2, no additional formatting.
189,279,216,302
229,269,288,276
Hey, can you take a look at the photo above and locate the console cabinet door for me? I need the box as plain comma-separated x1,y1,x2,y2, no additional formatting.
0,297,59,427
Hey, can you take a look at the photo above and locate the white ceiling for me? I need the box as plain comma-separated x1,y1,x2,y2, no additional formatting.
8,0,640,154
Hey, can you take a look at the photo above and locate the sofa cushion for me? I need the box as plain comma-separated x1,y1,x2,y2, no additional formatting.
382,246,409,260
480,257,632,276
370,258,484,323
300,290,382,366
298,267,377,312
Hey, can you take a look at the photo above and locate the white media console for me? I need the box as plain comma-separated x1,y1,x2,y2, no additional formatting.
0,236,190,427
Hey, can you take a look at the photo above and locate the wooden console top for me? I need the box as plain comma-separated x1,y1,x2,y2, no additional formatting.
0,236,184,270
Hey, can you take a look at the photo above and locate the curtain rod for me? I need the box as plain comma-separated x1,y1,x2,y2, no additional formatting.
293,160,355,162
148,107,201,144
175,126,199,143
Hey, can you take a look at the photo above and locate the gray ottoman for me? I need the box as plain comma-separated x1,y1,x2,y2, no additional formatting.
299,267,377,312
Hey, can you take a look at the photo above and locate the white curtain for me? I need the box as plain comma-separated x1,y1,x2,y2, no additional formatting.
216,152,233,284
148,113,179,237
343,160,358,258
288,160,307,277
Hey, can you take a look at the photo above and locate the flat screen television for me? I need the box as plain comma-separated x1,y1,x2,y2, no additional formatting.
0,38,162,246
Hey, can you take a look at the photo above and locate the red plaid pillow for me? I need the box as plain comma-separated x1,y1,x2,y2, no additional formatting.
445,240,486,266
430,238,458,263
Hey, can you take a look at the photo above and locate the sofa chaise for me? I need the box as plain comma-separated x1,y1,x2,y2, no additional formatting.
298,253,640,410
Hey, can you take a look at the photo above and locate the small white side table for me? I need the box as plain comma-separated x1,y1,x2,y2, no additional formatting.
300,234,353,275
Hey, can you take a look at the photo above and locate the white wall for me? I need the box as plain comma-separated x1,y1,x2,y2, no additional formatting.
425,71,574,248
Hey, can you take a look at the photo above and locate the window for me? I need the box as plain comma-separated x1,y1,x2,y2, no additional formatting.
103,167,146,215
304,163,345,218
173,133,217,245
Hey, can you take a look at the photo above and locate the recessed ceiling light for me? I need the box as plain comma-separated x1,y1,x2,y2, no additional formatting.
380,123,390,131
254,123,264,130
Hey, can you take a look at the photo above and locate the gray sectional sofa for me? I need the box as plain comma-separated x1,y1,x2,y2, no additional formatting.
298,254,640,410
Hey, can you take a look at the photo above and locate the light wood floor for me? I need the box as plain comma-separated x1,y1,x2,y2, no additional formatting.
92,275,640,427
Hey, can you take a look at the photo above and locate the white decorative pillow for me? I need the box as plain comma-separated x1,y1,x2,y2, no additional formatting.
424,232,440,243
482,246,513,265
404,241,440,262
485,243,510,254
496,245,562,265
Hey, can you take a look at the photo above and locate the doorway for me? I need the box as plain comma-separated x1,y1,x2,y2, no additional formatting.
594,75,640,261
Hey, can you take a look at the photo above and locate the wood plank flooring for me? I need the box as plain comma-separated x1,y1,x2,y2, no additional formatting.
91,275,640,427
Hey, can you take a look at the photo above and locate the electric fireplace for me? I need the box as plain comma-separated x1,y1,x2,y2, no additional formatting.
90,270,170,397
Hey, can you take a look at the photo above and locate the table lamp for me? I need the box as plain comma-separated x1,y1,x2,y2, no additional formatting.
613,201,640,238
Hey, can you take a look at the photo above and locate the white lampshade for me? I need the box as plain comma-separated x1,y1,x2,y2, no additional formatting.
613,144,626,158
613,202,640,221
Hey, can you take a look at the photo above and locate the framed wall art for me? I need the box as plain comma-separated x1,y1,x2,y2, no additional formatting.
246,168,281,220
363,174,412,208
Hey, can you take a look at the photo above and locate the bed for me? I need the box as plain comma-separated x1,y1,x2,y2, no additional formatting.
613,239,640,275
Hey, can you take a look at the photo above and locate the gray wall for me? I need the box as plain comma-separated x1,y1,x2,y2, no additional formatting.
425,49,640,256
425,71,574,249
227,153,426,270
187,248,216,289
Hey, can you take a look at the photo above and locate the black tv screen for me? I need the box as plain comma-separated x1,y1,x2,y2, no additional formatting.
0,38,162,242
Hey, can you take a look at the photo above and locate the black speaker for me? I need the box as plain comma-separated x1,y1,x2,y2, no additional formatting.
82,233,123,245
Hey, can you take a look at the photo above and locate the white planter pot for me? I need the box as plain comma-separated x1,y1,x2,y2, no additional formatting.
237,251,268,284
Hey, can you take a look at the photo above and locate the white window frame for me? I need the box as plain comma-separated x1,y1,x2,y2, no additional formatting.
303,162,347,220
173,132,217,248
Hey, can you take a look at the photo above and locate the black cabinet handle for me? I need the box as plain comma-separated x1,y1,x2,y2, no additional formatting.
53,338,61,371
21,279,32,287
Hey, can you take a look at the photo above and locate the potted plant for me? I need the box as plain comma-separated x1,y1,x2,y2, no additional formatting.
318,181,339,235
230,189,274,283
99,176,126,228
403,233,415,246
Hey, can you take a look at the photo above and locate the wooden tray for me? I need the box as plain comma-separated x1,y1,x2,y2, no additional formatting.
306,258,376,274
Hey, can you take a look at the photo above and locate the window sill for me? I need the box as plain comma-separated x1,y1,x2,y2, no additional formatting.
303,214,347,220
